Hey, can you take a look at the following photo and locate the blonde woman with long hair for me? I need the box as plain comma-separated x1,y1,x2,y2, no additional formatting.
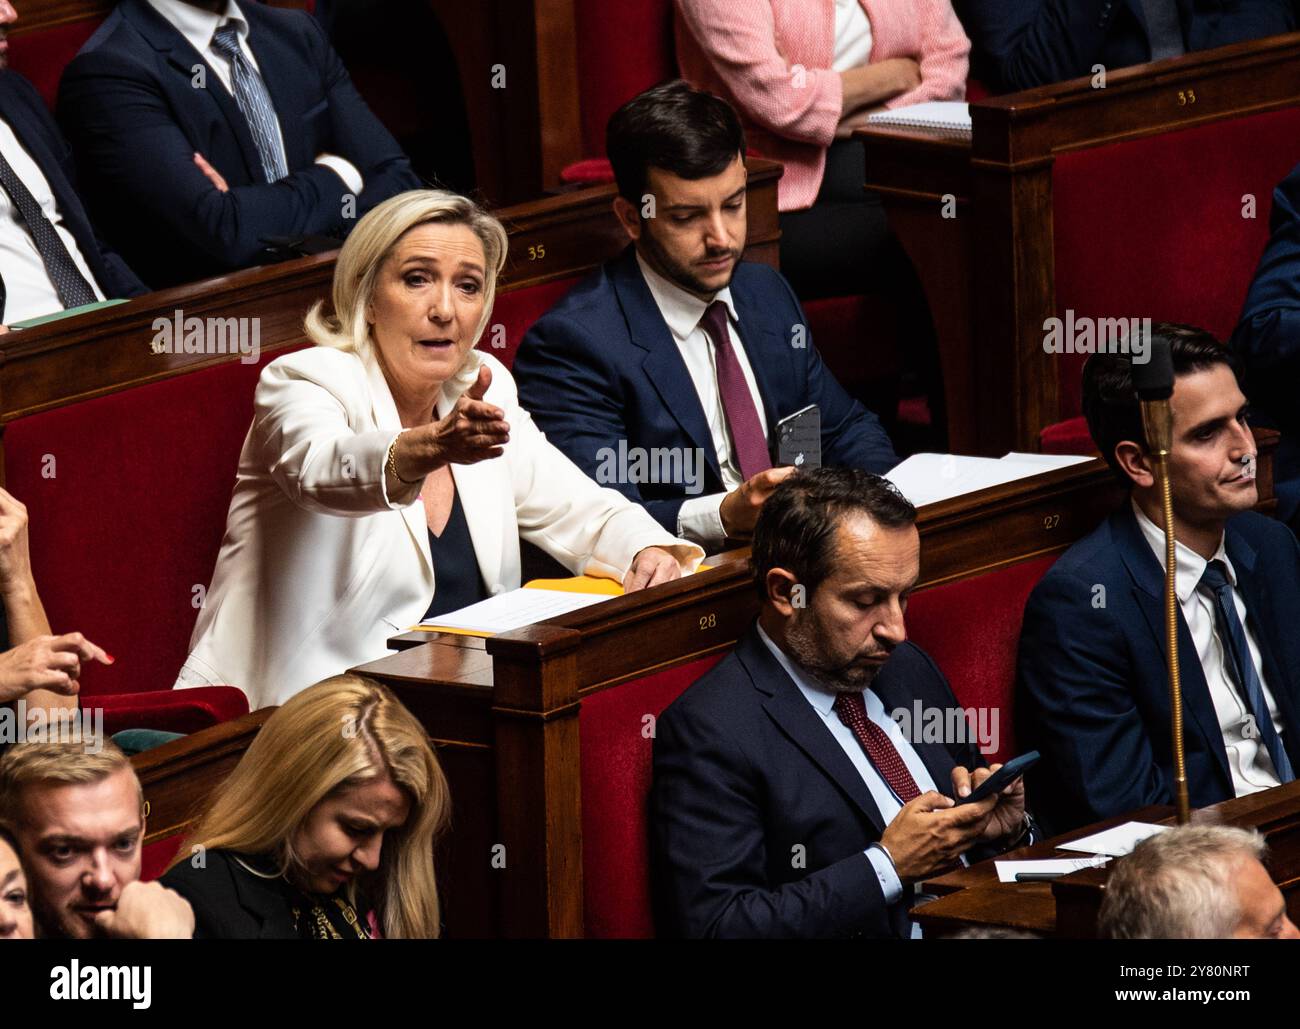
162,675,448,939
174,188,702,710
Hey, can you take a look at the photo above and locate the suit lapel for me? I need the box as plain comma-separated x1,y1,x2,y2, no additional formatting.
122,0,263,182
1114,507,1232,789
611,250,722,484
1226,525,1300,769
364,353,431,578
736,629,888,835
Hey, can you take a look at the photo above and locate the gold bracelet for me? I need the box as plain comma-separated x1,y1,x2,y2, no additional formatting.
386,435,420,485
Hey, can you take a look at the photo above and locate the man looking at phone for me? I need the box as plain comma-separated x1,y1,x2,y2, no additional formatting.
513,82,898,550
651,469,1033,938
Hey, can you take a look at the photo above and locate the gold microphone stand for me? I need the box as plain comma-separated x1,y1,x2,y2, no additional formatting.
1142,400,1191,825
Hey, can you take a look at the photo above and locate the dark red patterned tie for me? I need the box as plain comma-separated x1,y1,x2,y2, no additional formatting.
699,300,772,480
833,692,921,803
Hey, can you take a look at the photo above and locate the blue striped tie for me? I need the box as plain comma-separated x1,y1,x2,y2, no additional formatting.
210,22,289,184
1199,560,1295,783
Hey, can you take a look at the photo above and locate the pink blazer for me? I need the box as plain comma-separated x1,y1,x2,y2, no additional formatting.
675,0,969,211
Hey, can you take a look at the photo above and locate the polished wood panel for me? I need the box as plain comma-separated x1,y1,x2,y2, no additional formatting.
133,708,274,845
857,34,1300,454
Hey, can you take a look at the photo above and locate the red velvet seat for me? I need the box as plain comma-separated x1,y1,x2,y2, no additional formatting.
904,554,1060,765
4,352,300,731
142,835,186,883
1039,106,1300,451
578,654,723,939
8,19,101,109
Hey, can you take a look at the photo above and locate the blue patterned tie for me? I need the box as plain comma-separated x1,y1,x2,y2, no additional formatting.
210,22,289,184
1199,560,1295,782
0,149,98,311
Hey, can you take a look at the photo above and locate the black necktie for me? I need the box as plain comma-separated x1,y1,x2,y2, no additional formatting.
0,147,98,313
1138,0,1186,62
1198,560,1295,782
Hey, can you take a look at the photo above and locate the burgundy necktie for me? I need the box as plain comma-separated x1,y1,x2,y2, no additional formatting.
833,692,921,803
699,300,771,480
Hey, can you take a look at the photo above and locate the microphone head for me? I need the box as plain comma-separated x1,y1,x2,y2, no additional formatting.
1132,332,1173,401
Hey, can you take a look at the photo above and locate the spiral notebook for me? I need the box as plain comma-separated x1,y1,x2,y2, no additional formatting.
865,101,972,140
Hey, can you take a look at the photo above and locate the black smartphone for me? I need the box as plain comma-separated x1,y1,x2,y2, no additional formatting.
953,750,1040,806
775,404,821,470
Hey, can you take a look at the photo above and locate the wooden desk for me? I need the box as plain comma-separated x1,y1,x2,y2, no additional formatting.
857,34,1300,454
915,780,1300,938
134,708,273,847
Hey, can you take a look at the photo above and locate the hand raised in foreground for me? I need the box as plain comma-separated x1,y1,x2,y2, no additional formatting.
391,364,511,481
0,632,111,705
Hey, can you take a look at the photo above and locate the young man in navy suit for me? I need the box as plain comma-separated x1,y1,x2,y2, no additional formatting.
651,468,1031,939
1017,324,1300,833
57,0,419,287
0,0,146,327
513,82,898,550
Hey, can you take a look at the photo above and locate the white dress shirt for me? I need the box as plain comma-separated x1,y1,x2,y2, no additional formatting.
0,117,105,324
146,0,363,194
635,252,768,547
757,623,935,935
1133,500,1286,795
831,0,875,72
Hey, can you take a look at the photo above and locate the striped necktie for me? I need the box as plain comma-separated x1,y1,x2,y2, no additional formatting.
210,22,289,184
0,148,98,312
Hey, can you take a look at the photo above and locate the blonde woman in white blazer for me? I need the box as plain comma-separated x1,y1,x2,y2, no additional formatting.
177,191,703,710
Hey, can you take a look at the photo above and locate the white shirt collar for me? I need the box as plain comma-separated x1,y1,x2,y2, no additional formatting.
755,622,840,716
634,251,739,344
147,0,248,57
1132,497,1235,604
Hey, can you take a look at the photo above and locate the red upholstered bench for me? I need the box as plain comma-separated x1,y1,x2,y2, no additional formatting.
578,654,723,939
1038,106,1300,451
9,19,101,110
3,352,303,733
575,551,1060,937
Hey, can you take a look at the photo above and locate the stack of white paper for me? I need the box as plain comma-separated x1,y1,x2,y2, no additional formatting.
885,452,1092,508
865,101,972,139
420,588,611,635
1056,821,1169,858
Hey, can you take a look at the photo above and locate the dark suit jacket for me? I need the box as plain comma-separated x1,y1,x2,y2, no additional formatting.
161,850,301,939
0,70,146,316
961,0,1295,92
513,248,899,534
1016,504,1300,834
1232,160,1300,524
651,625,990,939
57,0,419,287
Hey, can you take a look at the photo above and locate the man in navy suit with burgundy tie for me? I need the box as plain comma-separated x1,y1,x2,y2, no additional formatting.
513,82,898,551
0,1,146,326
651,468,1032,939
57,0,419,287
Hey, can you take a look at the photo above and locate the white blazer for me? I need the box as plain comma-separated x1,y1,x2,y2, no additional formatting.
176,345,703,709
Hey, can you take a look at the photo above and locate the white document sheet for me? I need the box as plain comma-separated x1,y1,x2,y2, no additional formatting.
420,588,611,635
884,452,1092,508
1056,821,1169,858
995,856,1111,883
